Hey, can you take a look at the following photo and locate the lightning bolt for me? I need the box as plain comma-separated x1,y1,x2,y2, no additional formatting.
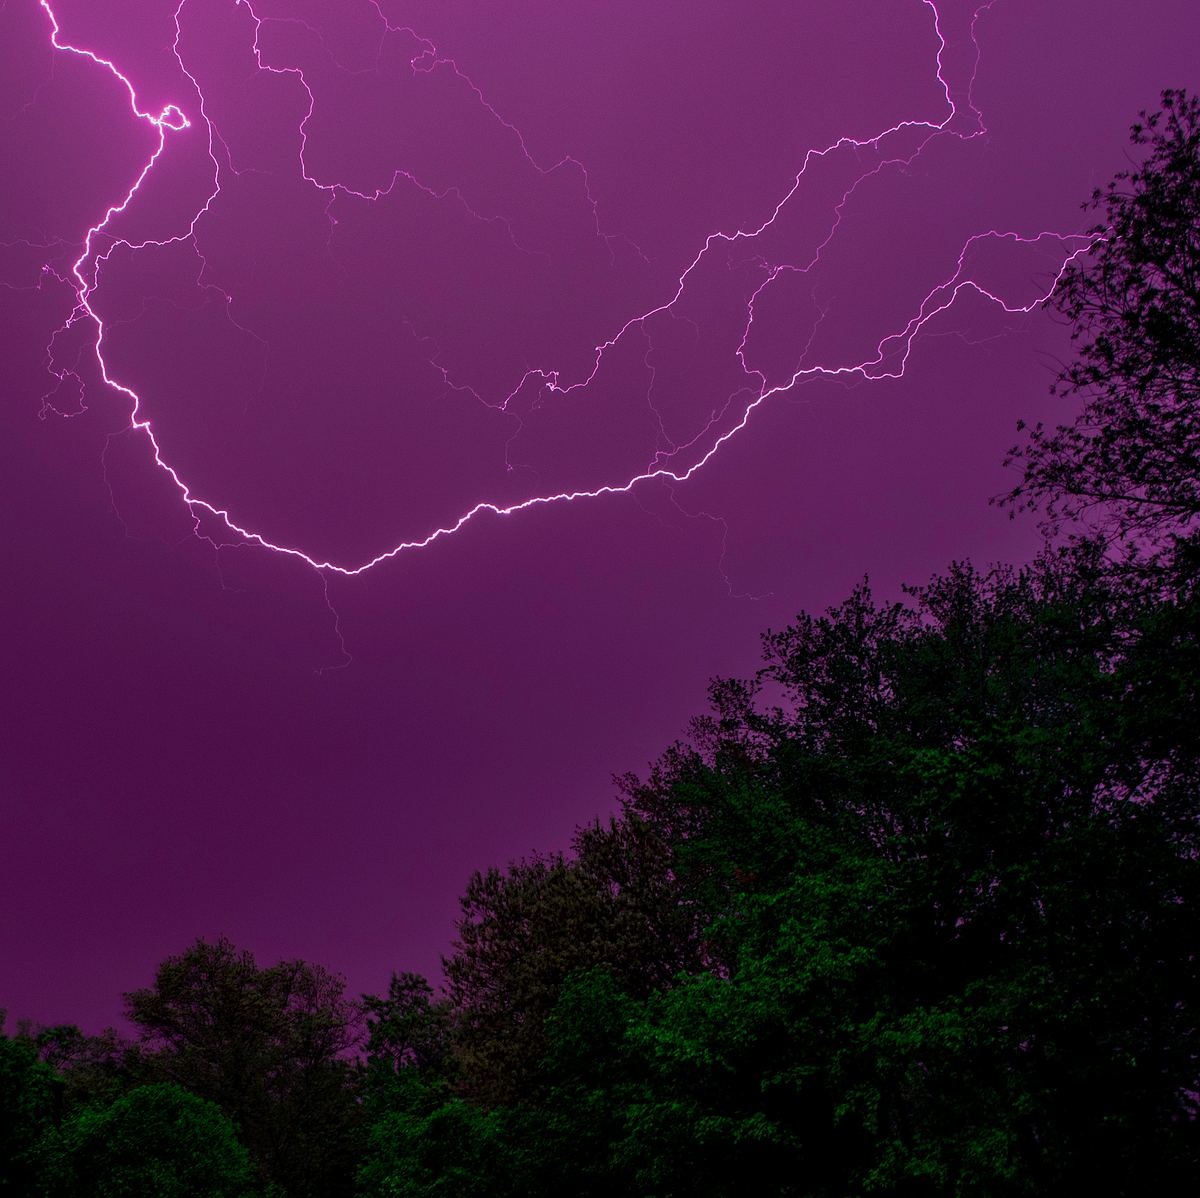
28,0,1094,581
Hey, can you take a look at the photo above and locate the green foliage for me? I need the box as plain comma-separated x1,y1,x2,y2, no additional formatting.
33,1024,146,1113
0,1014,59,1193
360,970,643,1197
442,813,701,1105
125,938,365,1197
357,1093,521,1198
362,552,1200,1195
360,971,456,1133
617,557,1200,1193
40,1082,254,1197
364,973,451,1077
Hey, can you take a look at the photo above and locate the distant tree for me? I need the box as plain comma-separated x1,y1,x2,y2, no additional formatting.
1004,89,1200,579
124,937,364,1197
33,1023,145,1112
363,972,452,1077
359,970,456,1142
39,1082,254,1198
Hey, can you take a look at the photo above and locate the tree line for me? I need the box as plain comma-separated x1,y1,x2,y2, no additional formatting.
3,89,1199,1196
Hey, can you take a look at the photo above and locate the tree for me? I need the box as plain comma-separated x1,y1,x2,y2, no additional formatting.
357,1095,522,1198
1004,89,1200,579
124,937,364,1197
358,534,1200,1195
617,556,1200,1193
359,969,456,1140
0,1013,59,1193
39,1082,254,1198
358,969,645,1198
33,1023,146,1113
365,550,1200,1195
363,972,452,1077
442,815,699,1105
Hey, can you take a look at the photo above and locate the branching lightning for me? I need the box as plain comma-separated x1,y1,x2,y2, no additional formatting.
30,0,1095,578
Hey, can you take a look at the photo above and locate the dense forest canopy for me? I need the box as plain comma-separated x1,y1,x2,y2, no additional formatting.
4,92,1200,1197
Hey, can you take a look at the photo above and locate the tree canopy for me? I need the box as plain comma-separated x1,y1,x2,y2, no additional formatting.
38,1083,255,1198
124,936,365,1197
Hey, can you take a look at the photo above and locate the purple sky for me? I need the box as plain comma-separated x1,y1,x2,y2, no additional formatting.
3,0,1198,1031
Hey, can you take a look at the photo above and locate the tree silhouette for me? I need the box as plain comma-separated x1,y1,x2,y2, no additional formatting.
1005,89,1200,578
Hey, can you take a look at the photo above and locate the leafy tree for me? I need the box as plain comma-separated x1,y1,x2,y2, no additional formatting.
616,557,1200,1193
357,1095,521,1198
359,970,456,1142
443,814,698,1105
358,970,643,1198
363,544,1199,1194
1004,89,1200,578
33,1023,145,1113
124,937,364,1197
39,1082,254,1198
363,972,452,1077
0,1013,59,1193
521,968,652,1196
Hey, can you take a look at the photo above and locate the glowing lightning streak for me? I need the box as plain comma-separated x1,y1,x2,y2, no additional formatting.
35,0,1096,578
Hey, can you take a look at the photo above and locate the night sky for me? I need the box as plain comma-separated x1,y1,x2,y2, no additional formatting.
3,0,1198,1031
